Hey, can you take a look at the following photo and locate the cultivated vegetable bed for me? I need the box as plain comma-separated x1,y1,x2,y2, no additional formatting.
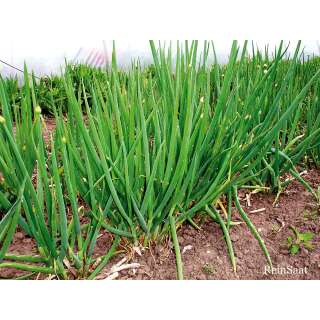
0,41,319,279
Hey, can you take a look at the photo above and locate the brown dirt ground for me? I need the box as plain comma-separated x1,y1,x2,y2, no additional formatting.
1,168,319,280
41,117,56,144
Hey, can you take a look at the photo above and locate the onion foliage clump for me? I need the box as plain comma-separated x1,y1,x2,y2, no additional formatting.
0,41,319,279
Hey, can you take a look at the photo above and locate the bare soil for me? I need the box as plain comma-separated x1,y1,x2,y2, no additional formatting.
1,168,319,280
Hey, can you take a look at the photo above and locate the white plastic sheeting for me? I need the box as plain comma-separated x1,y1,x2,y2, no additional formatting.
0,40,319,78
